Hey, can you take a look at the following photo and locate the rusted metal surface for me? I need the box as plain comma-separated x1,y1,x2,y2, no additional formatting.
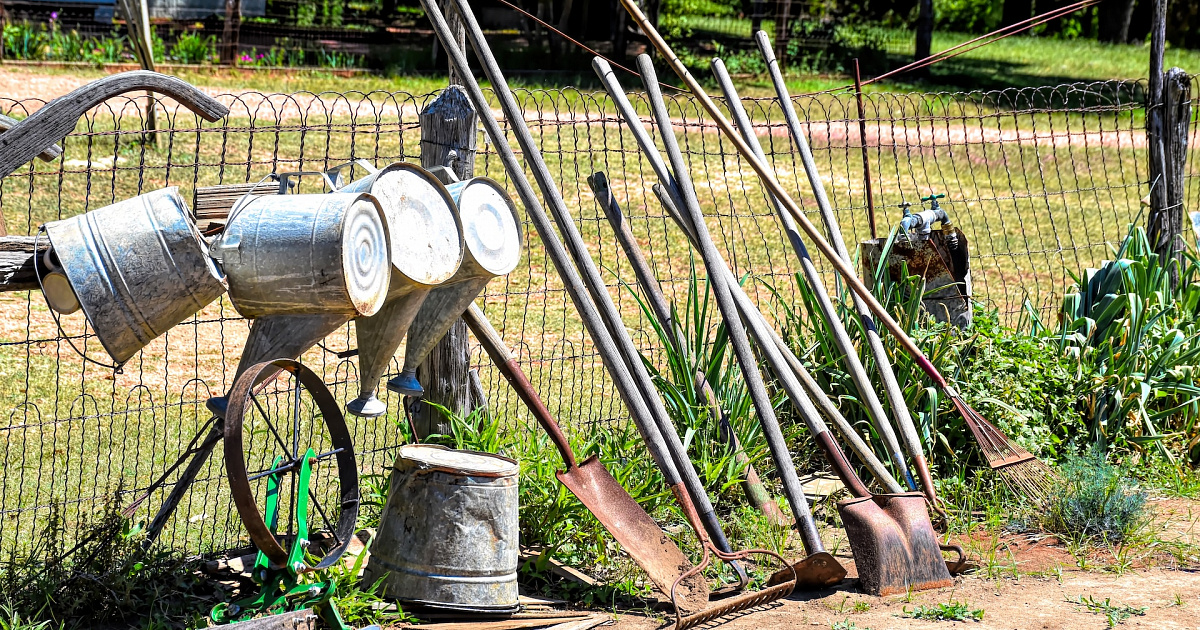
390,177,522,397
861,228,972,328
212,192,391,319
340,161,463,418
365,444,520,612
43,187,226,363
838,493,953,596
463,303,709,614
224,359,360,571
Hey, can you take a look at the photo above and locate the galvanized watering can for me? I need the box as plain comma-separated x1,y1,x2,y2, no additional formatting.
388,177,523,397
43,187,226,364
332,161,464,418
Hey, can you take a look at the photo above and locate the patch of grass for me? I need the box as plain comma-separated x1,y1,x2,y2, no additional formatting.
902,598,985,622
1067,595,1147,627
1046,445,1148,544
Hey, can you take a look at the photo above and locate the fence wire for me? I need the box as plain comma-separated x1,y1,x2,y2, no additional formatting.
0,76,1182,563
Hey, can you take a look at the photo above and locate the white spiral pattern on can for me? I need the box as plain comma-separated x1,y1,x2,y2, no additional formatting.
459,181,521,276
343,198,391,316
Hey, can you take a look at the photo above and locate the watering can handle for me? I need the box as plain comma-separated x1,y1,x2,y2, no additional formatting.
275,170,339,193
324,159,379,189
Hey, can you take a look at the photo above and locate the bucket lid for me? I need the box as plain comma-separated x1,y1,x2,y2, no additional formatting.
397,444,517,477
370,164,464,286
452,179,522,276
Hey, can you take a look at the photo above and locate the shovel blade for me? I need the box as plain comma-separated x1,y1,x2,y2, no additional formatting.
556,456,709,614
764,551,846,589
838,492,953,596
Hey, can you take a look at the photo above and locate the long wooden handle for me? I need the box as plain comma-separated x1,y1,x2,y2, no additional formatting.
617,0,947,389
463,303,577,468
0,71,229,178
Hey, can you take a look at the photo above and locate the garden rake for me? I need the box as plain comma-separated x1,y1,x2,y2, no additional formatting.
617,0,1058,508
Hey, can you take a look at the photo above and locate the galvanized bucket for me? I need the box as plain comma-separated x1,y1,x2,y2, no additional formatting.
365,444,519,612
336,162,464,418
388,177,522,397
211,192,391,319
44,187,226,364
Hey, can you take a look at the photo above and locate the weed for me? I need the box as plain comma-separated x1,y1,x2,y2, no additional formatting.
169,32,215,64
1046,444,1148,544
831,620,869,630
1171,592,1186,607
306,537,412,628
852,600,870,613
1067,595,1147,627
902,599,985,621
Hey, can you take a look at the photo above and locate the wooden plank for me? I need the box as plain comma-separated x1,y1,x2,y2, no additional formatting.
0,236,48,292
402,615,594,630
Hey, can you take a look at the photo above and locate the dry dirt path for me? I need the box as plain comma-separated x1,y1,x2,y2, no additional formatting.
609,568,1200,630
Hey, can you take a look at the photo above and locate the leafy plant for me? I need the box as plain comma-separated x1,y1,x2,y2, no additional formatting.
1045,444,1147,544
1067,595,1147,627
169,31,215,64
831,620,868,630
902,599,984,621
306,537,412,628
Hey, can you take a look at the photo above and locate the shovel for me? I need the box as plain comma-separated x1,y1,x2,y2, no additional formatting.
463,303,709,611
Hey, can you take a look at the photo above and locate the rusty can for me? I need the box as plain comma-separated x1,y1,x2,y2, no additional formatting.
211,192,391,318
43,187,226,363
365,444,519,612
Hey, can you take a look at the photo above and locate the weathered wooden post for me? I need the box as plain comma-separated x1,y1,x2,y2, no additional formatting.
221,0,243,65
411,85,478,438
1146,0,1191,288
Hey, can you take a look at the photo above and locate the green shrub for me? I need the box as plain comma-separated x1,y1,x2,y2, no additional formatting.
1045,444,1147,543
169,31,215,64
935,0,1001,33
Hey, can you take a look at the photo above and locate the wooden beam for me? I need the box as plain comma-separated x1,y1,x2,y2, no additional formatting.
0,236,50,293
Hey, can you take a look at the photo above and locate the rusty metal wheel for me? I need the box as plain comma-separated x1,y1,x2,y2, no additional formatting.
224,358,360,571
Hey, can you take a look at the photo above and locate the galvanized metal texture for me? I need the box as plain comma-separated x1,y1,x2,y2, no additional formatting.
43,187,226,363
392,177,523,396
212,192,391,319
364,444,519,612
463,303,710,614
838,493,953,597
224,359,360,571
340,161,464,417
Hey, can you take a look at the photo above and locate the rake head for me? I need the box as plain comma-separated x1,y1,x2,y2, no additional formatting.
950,393,1060,506
670,545,796,630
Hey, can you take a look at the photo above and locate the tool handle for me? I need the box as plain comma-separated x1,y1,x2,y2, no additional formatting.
814,431,871,498
463,303,577,468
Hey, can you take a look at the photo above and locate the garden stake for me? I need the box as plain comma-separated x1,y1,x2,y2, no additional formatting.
612,55,844,589
592,58,902,494
754,31,1054,506
464,303,710,609
711,57,918,493
588,172,790,527
421,0,796,623
616,2,1024,510
753,33,938,507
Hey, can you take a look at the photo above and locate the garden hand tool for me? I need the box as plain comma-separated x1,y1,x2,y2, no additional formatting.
710,57,918,493
618,1,1043,511
599,55,844,590
421,0,795,625
750,33,938,508
464,302,709,610
754,31,1051,507
589,172,790,527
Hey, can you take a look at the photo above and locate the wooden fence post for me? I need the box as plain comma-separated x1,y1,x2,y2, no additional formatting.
221,0,243,65
411,85,478,438
1146,0,1190,288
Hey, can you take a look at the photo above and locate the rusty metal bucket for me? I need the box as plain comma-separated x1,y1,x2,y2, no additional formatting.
839,492,957,596
43,187,226,364
338,162,464,418
211,192,391,319
364,444,520,612
388,177,522,397
861,228,971,328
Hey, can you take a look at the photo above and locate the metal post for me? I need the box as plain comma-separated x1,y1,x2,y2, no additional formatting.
853,59,877,240
412,85,478,438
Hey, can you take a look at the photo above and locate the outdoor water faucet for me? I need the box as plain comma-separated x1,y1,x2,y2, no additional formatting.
898,193,952,244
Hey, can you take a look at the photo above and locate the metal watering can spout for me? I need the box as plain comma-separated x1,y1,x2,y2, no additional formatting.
387,177,523,398
337,161,465,418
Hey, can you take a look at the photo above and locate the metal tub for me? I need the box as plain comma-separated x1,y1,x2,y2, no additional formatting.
365,444,519,612
43,187,226,363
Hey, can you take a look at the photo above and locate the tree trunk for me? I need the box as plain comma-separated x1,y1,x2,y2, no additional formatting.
412,85,478,439
914,0,934,77
1098,0,1137,43
221,0,242,65
1001,0,1032,27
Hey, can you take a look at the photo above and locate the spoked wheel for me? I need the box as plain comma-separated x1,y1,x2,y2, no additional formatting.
224,359,360,573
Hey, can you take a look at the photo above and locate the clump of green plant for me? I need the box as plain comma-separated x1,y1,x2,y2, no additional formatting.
902,598,984,621
310,538,412,628
169,31,215,64
831,620,869,630
1067,595,1147,627
1045,444,1147,544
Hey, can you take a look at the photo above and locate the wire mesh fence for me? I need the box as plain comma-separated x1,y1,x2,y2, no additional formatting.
0,75,1185,565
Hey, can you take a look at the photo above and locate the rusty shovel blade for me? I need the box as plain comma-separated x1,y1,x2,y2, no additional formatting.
556,455,710,614
838,492,953,596
765,551,847,589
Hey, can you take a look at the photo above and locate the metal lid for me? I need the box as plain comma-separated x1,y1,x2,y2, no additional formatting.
397,444,518,477
371,164,464,286
452,178,522,276
340,194,392,317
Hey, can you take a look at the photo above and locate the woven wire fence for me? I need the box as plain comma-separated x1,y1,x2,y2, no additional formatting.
0,76,1183,564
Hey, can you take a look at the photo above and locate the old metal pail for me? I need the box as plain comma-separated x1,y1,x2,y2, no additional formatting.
44,187,226,363
338,162,464,418
365,444,519,612
388,177,522,397
211,192,391,319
